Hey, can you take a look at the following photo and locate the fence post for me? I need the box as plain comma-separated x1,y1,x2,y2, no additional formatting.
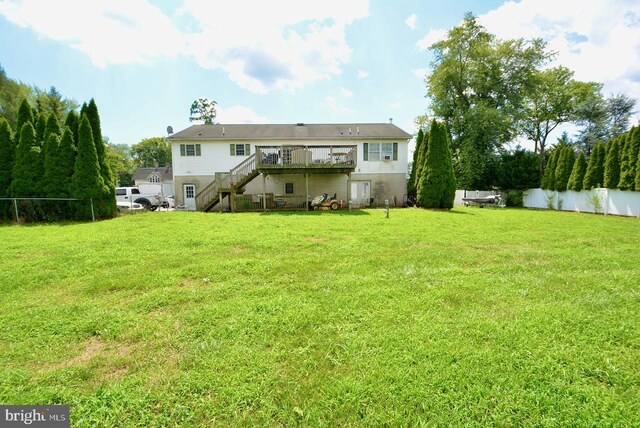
90,198,96,222
13,198,19,222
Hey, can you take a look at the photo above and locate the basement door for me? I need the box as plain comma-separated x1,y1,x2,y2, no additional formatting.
183,184,196,210
350,181,370,207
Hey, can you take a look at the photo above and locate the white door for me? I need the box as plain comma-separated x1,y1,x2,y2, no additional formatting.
183,184,196,210
350,181,370,207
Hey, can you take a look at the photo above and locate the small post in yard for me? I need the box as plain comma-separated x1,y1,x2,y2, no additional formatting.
384,199,389,219
13,198,19,222
90,198,96,221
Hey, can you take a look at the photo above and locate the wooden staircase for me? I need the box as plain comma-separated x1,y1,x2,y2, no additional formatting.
195,153,259,212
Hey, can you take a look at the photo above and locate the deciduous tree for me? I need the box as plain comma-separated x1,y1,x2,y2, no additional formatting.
189,98,217,124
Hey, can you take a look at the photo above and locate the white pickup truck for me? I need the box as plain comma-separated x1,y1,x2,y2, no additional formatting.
116,187,167,211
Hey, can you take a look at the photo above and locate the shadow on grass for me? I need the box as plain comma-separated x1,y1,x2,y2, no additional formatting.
259,209,371,216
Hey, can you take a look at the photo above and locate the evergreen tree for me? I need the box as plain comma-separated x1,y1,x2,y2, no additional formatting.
417,120,456,209
11,122,43,197
567,151,587,191
618,127,639,190
35,113,46,147
13,98,35,150
0,119,13,220
85,99,117,217
541,147,560,190
43,112,61,143
554,146,575,192
583,141,606,189
603,138,621,188
71,116,103,219
64,110,80,151
415,130,430,195
407,128,424,198
635,152,640,191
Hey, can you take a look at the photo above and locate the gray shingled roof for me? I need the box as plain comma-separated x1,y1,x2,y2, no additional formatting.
168,123,412,141
133,167,173,181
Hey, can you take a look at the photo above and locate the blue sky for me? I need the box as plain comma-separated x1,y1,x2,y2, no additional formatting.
1,0,639,148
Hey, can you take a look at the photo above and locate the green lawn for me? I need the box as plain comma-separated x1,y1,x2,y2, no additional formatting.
1,208,638,426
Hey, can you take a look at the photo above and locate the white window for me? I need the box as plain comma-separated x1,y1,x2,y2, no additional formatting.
364,142,398,161
230,144,251,156
180,144,201,156
148,174,160,183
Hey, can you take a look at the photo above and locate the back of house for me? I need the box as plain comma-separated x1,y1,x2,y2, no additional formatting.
168,122,412,211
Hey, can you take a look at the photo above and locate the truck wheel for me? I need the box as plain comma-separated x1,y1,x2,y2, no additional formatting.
135,198,152,210
330,201,339,210
149,205,158,211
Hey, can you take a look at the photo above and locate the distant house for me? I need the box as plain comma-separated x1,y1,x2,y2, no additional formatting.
133,166,174,196
167,123,412,211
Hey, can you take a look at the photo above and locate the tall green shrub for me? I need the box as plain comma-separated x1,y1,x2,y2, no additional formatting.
85,99,116,217
13,99,34,150
35,113,46,147
568,152,587,191
554,146,575,192
618,127,639,190
603,138,621,188
71,116,103,219
64,110,79,151
635,152,640,191
11,122,43,197
417,120,456,209
44,112,61,143
407,128,424,198
583,141,606,190
541,147,560,190
0,119,13,220
415,130,430,195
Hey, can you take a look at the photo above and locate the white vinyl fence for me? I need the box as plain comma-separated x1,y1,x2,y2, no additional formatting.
523,188,640,217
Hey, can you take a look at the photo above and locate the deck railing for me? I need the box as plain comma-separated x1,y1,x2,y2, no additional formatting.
234,194,309,212
255,145,356,169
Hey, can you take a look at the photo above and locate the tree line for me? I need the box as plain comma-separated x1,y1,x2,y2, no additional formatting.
423,14,637,190
541,126,640,192
0,98,117,222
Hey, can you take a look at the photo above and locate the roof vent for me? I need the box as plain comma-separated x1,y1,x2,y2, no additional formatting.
389,117,393,124
297,122,304,126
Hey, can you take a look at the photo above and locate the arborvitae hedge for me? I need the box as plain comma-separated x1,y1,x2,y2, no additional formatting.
541,148,560,190
11,122,43,197
64,110,79,152
415,130,430,197
417,120,456,209
0,119,13,196
407,128,424,198
44,113,60,143
85,99,116,217
568,151,587,191
35,113,46,147
635,152,640,191
554,146,575,192
583,141,606,190
603,138,621,189
13,99,34,150
618,127,639,191
71,116,103,219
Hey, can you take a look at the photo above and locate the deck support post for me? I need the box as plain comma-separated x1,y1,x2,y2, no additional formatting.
347,173,351,211
305,173,309,211
262,174,267,212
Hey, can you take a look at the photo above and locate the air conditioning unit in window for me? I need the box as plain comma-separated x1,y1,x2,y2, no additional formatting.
383,155,392,161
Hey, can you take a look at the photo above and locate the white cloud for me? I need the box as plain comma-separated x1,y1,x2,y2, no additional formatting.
0,0,369,93
216,105,270,124
416,28,447,51
406,14,417,30
412,68,427,81
0,0,184,67
179,0,369,93
324,96,352,113
357,70,369,79
340,87,354,97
